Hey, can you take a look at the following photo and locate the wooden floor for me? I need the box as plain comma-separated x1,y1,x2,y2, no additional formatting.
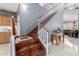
16,27,46,56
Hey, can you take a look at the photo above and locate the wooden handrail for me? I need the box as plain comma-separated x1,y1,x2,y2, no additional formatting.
43,26,49,33
38,11,56,23
11,17,16,35
38,11,57,30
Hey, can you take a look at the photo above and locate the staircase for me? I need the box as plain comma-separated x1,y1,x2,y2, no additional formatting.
16,38,46,56
15,26,46,56
10,4,67,56
15,11,57,56
10,8,57,56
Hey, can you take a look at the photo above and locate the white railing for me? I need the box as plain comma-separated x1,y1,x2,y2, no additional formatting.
38,27,49,44
38,20,49,55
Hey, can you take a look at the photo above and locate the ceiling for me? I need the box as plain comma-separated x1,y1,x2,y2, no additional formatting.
0,3,78,13
0,3,19,13
63,4,79,22
64,3,79,10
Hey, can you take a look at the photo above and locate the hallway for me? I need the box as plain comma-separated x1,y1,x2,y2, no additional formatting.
48,35,79,56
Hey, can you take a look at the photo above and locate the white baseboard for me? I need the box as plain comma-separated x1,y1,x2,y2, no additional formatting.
48,42,52,45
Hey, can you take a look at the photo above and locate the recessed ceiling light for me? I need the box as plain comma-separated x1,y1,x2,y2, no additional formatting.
22,4,28,11
12,16,14,18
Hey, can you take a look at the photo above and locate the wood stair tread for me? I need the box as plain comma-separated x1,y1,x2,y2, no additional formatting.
16,26,46,56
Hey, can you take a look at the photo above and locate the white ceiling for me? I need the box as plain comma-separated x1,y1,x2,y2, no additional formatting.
0,3,19,12
0,3,76,13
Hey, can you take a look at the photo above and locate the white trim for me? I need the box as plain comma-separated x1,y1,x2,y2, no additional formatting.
38,36,46,48
48,42,52,45
46,31,48,55
17,14,20,35
10,35,16,56
38,35,48,55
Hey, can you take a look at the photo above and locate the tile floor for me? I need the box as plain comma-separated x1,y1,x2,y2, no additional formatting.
0,43,10,56
0,35,79,56
48,35,79,56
